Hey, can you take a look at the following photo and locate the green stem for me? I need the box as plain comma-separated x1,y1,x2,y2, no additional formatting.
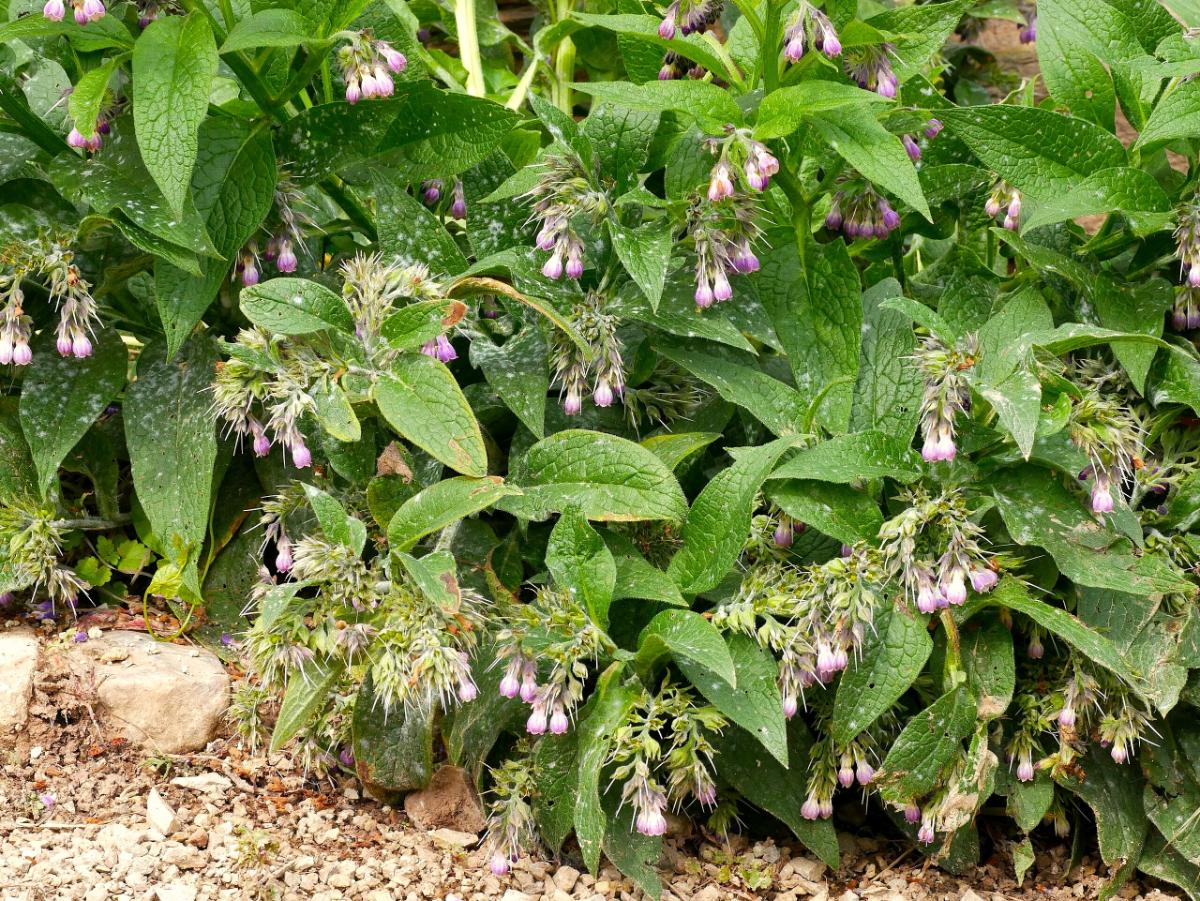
552,0,576,114
778,166,810,265
322,179,377,242
762,0,782,94
506,56,543,111
455,0,486,97
270,42,335,110
940,610,963,678
52,516,131,531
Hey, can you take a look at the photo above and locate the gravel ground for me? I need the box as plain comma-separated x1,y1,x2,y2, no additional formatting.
0,633,1187,901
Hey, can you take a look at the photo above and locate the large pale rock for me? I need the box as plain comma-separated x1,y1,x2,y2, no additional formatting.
404,765,486,833
0,627,38,733
70,632,229,753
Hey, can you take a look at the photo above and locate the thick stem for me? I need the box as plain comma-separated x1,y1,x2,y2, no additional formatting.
455,0,487,97
762,0,782,94
552,0,576,114
52,516,131,531
940,610,963,678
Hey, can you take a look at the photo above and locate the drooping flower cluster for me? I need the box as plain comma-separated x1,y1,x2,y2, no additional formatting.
482,757,539,876
782,2,842,63
548,292,624,414
495,585,614,736
844,43,898,97
608,683,727,835
215,253,449,464
420,178,467,219
0,234,100,365
878,489,999,614
714,547,885,717
657,50,705,81
524,152,608,281
67,117,107,153
1172,285,1200,330
236,176,315,285
657,0,723,39
0,502,89,608
243,496,486,711
1174,193,1200,287
1066,371,1145,514
43,0,105,25
824,182,901,240
914,332,976,463
985,179,1022,230
337,29,406,103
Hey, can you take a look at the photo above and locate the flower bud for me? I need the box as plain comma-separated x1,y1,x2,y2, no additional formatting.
549,706,569,735
563,390,582,416
969,567,998,593
291,440,312,469
44,0,65,20
489,853,510,876
801,797,822,820
774,523,793,548
526,705,548,735
1057,705,1075,728
57,335,74,356
902,135,921,161
593,380,614,408
904,804,921,824
277,242,298,274
542,251,564,280
917,821,935,844
1111,744,1128,764
276,537,293,573
856,762,875,786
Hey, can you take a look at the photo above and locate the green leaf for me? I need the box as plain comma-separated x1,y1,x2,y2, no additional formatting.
501,430,688,522
271,656,345,751
545,508,617,628
676,635,788,766
1137,78,1200,149
610,219,673,311
443,647,528,781
220,9,314,53
156,118,277,357
132,12,219,215
533,729,580,853
1020,168,1171,235
832,605,932,744
302,484,365,554
310,379,361,443
352,673,434,792
0,414,37,505
1037,9,1117,129
878,295,956,342
379,300,465,352
769,430,922,484
1056,745,1148,866
0,10,133,49
850,281,923,440
990,467,1192,598
124,337,219,586
602,789,663,899
810,107,931,220
767,480,883,544
654,340,807,436
878,686,976,804
571,79,740,132
373,174,468,276
963,619,1016,720
712,717,841,867
575,672,634,874
1008,771,1055,833
635,608,737,686
612,553,687,607
668,437,797,595
866,0,972,76
469,327,548,438
755,236,861,432
375,354,489,477
278,83,518,183
386,476,517,552
19,327,126,497
616,274,755,353
754,82,890,140
641,432,721,470
582,104,661,193
975,362,1042,460
1140,830,1200,901
938,106,1127,199
67,57,124,136
239,278,355,335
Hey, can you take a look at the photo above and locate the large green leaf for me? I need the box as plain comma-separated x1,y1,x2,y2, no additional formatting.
767,480,884,544
768,431,922,484
386,477,517,551
375,354,489,477
501,430,688,522
878,686,977,805
239,278,355,335
754,82,890,140
754,237,861,432
19,327,127,497
124,337,219,584
132,12,219,215
677,635,787,766
352,673,434,793
575,670,634,874
832,605,932,744
668,437,797,595
939,105,1127,199
270,656,345,751
157,118,277,357
545,508,617,628
635,609,737,686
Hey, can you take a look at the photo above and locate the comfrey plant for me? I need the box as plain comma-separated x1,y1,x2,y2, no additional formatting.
5,0,1200,897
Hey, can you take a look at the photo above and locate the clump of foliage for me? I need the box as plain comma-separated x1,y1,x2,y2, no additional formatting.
3,0,1200,896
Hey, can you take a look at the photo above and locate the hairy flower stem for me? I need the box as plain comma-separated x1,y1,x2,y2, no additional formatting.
455,0,486,97
940,610,963,679
762,0,782,92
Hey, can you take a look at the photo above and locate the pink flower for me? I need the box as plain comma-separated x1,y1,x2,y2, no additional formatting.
489,853,510,876
43,0,65,20
291,440,312,469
